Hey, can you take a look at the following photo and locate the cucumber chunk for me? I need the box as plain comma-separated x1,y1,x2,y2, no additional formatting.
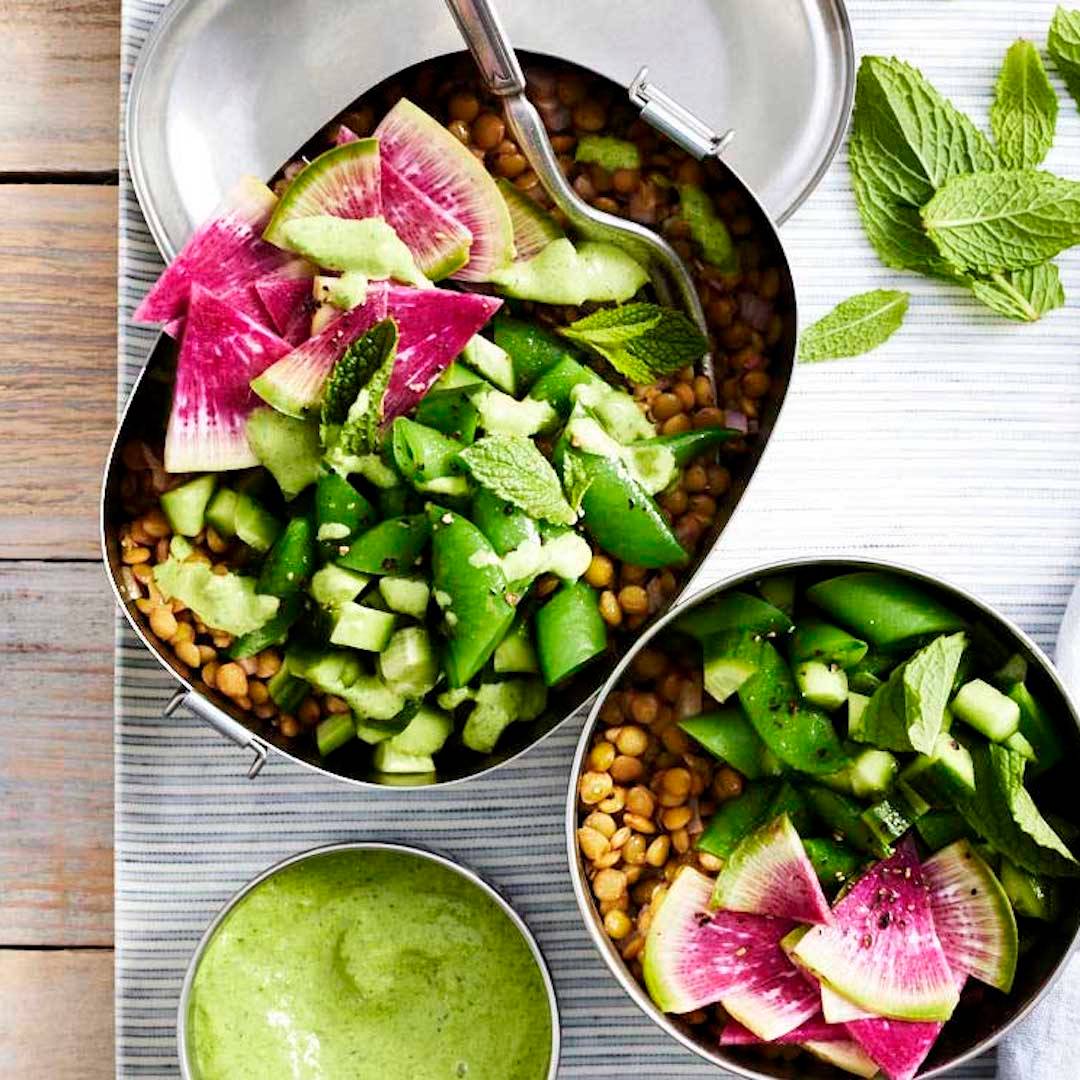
1004,730,1037,761
795,660,849,711
310,565,371,610
377,627,438,698
494,618,540,675
702,630,766,703
329,602,396,652
899,733,976,806
205,488,238,537
316,712,356,757
386,705,454,757
848,748,899,799
952,678,1021,741
377,574,431,619
373,743,436,774
1008,683,1064,774
160,475,217,536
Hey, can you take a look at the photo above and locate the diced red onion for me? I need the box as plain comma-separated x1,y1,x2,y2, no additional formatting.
738,291,773,332
676,680,703,720
646,576,665,614
724,409,749,434
687,797,704,837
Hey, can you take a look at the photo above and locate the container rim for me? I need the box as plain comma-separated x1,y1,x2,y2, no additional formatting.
176,839,561,1079
564,554,1080,1080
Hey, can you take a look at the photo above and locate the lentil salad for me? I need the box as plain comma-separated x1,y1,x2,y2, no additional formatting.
114,55,792,777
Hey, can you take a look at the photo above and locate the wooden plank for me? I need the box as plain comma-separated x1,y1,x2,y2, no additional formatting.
0,950,113,1077
0,185,117,559
0,563,113,946
0,1,120,172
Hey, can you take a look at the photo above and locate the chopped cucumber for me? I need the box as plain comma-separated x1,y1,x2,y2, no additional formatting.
377,575,431,619
848,748,899,799
1000,860,1059,920
267,665,309,713
329,602,396,652
386,705,454,757
802,838,866,891
846,691,870,740
1008,683,1064,774
795,660,849,711
952,678,1021,742
316,712,356,756
805,785,893,859
377,627,438,698
1004,730,1037,761
861,789,926,850
373,743,436,774
169,535,194,561
310,565,370,609
702,630,766,703
899,733,976,806
160,475,217,537
234,492,282,553
462,334,516,394
472,387,558,437
916,810,974,851
205,488,239,537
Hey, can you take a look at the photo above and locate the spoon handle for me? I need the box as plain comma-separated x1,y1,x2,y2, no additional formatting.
443,0,526,96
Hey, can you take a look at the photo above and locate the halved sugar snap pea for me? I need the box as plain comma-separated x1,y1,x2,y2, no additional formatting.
678,708,772,779
470,486,540,556
336,514,431,574
257,517,316,598
677,591,792,641
535,581,607,685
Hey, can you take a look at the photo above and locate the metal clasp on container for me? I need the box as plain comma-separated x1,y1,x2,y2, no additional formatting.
165,690,270,779
629,66,735,161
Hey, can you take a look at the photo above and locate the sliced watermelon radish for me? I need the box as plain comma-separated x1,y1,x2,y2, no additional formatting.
333,124,360,145
250,283,389,417
792,837,960,1022
381,285,502,422
263,140,382,247
382,160,473,280
821,982,877,1024
843,969,966,1080
720,1014,847,1046
712,814,834,926
643,867,795,1015
498,178,564,260
253,264,316,345
720,959,821,1041
803,1040,881,1078
135,177,292,326
164,285,292,472
922,839,1018,993
376,98,515,281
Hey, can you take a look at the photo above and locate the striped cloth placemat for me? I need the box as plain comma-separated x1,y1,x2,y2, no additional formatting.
116,0,1080,1074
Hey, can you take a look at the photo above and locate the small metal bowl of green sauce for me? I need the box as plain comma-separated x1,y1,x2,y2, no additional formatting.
177,841,560,1080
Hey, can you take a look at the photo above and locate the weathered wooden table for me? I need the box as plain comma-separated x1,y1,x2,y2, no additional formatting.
0,2,120,1075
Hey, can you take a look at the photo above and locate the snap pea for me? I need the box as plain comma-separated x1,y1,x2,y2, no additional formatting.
428,506,516,687
560,446,686,569
678,708,772,779
256,517,316,598
768,780,814,835
804,785,892,858
535,581,608,685
391,417,466,486
493,313,581,390
229,594,305,659
916,810,975,851
807,571,967,650
267,665,309,713
696,781,778,858
316,471,376,558
377,485,412,519
526,355,603,414
337,514,431,574
641,426,739,468
737,639,850,775
802,838,867,891
677,590,792,641
471,486,540,556
316,712,356,757
1008,683,1064,775
414,387,479,444
790,616,868,671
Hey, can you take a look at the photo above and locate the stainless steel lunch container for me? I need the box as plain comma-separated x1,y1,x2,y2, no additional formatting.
566,557,1080,1079
176,841,561,1080
106,39,811,787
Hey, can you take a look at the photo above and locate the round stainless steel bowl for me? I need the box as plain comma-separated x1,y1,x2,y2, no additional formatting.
177,840,561,1079
105,51,800,788
565,557,1080,1079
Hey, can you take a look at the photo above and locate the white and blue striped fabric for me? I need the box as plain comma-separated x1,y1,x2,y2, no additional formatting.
116,1,1080,1076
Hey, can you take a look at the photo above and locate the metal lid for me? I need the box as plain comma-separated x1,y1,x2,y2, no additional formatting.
129,0,853,258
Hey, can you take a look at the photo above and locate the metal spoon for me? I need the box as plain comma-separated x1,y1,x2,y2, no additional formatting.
443,0,731,336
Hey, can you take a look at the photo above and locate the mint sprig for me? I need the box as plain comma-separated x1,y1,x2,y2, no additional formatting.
559,303,708,385
330,319,399,455
458,435,576,526
1049,6,1080,111
991,40,1057,169
798,289,909,363
970,264,1065,322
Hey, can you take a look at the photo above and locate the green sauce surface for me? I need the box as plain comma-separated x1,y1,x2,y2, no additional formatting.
188,849,553,1080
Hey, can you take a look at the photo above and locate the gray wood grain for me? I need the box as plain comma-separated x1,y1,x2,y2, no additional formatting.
0,562,114,946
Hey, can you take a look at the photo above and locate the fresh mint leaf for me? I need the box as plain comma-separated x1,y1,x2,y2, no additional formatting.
558,303,662,347
1048,6,1080,112
959,743,1080,877
992,40,1058,168
561,303,708,385
852,57,998,207
561,452,595,513
856,632,967,754
799,289,909,362
458,435,576,526
334,319,399,455
923,168,1080,273
849,57,995,280
971,263,1065,321
321,328,386,434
